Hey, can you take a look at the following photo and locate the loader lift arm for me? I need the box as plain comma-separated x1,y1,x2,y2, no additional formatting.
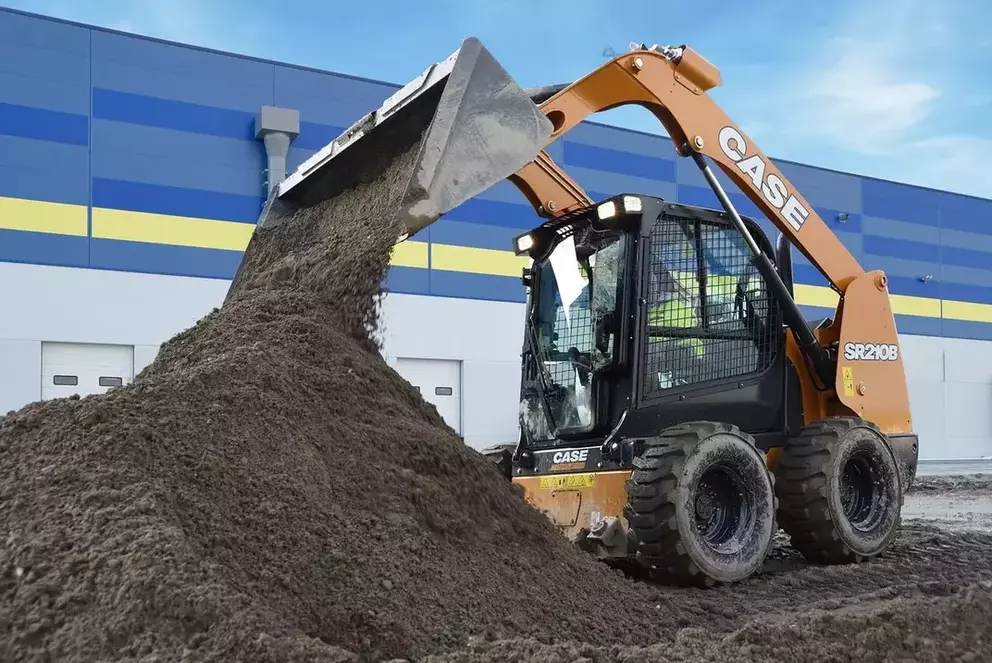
507,44,911,435
511,44,863,291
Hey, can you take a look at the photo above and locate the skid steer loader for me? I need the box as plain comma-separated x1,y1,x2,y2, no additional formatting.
234,38,919,587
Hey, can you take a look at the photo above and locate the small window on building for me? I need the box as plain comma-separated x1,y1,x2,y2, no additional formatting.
99,376,123,387
53,375,78,386
435,386,453,396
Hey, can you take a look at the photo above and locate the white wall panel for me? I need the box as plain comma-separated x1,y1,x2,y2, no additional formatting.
0,339,41,413
1,261,990,461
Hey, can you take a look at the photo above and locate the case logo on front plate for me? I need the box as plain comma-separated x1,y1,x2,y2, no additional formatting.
552,449,590,464
844,342,899,361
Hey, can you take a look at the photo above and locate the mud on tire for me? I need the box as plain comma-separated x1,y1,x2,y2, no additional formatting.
623,421,777,587
775,416,903,564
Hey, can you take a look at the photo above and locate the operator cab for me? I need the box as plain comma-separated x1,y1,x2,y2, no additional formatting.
510,194,803,475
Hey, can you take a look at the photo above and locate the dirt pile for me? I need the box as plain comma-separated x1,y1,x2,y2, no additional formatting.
0,139,685,663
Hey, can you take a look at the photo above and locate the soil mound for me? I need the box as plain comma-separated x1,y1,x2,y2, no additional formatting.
0,140,678,662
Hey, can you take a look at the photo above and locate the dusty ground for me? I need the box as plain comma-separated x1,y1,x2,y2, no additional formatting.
428,479,992,662
904,474,992,534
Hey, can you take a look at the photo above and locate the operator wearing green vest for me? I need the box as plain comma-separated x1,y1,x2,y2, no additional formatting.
646,268,704,390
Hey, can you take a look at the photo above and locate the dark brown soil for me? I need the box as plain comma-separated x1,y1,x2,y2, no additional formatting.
0,138,678,662
2,133,992,663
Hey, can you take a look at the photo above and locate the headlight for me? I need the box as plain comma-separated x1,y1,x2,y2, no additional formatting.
597,200,617,220
622,195,642,213
515,233,534,253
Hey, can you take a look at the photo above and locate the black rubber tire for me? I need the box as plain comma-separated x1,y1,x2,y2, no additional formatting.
623,421,777,587
775,417,903,564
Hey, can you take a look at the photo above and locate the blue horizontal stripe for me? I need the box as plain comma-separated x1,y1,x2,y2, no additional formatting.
793,263,830,289
863,234,940,262
443,197,538,230
274,67,397,123
383,265,429,296
862,178,940,227
942,245,992,271
815,207,862,234
93,178,263,224
564,141,675,181
893,314,943,337
93,88,255,141
0,137,89,205
432,219,519,252
940,193,992,235
943,282,992,306
799,306,944,337
430,270,524,303
0,228,88,268
942,318,992,341
0,102,88,146
0,70,90,116
295,121,344,152
565,142,676,182
885,274,936,299
89,238,244,279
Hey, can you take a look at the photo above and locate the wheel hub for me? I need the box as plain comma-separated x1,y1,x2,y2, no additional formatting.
694,464,749,549
840,450,884,531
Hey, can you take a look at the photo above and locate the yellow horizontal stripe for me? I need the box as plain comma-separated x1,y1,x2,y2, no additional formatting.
431,243,529,277
8,199,992,326
0,196,87,237
92,208,255,251
391,240,428,269
943,299,992,323
794,283,839,309
890,293,941,318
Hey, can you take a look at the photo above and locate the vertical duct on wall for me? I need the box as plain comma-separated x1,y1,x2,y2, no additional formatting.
255,105,300,196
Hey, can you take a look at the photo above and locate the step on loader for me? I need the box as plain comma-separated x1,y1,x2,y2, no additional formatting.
232,38,920,587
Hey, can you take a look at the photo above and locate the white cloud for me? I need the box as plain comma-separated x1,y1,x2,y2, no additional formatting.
798,46,942,154
895,135,992,199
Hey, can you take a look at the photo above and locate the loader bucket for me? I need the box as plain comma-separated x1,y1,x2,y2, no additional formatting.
263,37,554,238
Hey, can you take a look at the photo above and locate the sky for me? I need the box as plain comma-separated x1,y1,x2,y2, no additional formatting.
5,0,992,199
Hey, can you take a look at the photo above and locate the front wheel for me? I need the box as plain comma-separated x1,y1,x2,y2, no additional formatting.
624,421,777,587
774,417,903,564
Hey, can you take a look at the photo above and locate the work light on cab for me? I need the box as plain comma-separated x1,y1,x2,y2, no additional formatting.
596,195,643,223
514,232,535,255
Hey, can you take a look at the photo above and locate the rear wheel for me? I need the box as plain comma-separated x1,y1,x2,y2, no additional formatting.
624,421,777,587
775,417,903,564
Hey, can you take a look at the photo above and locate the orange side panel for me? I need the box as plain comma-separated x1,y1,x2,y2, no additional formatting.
513,470,632,539
834,273,914,434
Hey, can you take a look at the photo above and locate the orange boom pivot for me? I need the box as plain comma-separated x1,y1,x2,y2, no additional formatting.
506,44,912,438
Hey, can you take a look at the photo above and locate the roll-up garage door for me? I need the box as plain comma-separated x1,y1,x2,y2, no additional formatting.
394,358,462,435
41,342,135,401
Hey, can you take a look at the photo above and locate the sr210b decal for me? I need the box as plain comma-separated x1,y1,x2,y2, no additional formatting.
844,342,899,361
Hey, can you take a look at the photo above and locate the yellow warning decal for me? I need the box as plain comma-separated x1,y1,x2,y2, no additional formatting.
539,473,595,490
842,366,855,397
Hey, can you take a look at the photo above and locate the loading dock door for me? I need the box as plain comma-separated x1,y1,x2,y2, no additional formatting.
394,358,462,435
41,342,135,401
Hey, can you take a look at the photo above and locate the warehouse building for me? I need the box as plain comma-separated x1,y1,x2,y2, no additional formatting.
1,7,991,460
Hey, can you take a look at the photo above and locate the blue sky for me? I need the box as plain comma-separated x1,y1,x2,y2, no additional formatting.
6,0,992,199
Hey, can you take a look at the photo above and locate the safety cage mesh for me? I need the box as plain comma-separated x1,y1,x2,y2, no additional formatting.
641,212,780,398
